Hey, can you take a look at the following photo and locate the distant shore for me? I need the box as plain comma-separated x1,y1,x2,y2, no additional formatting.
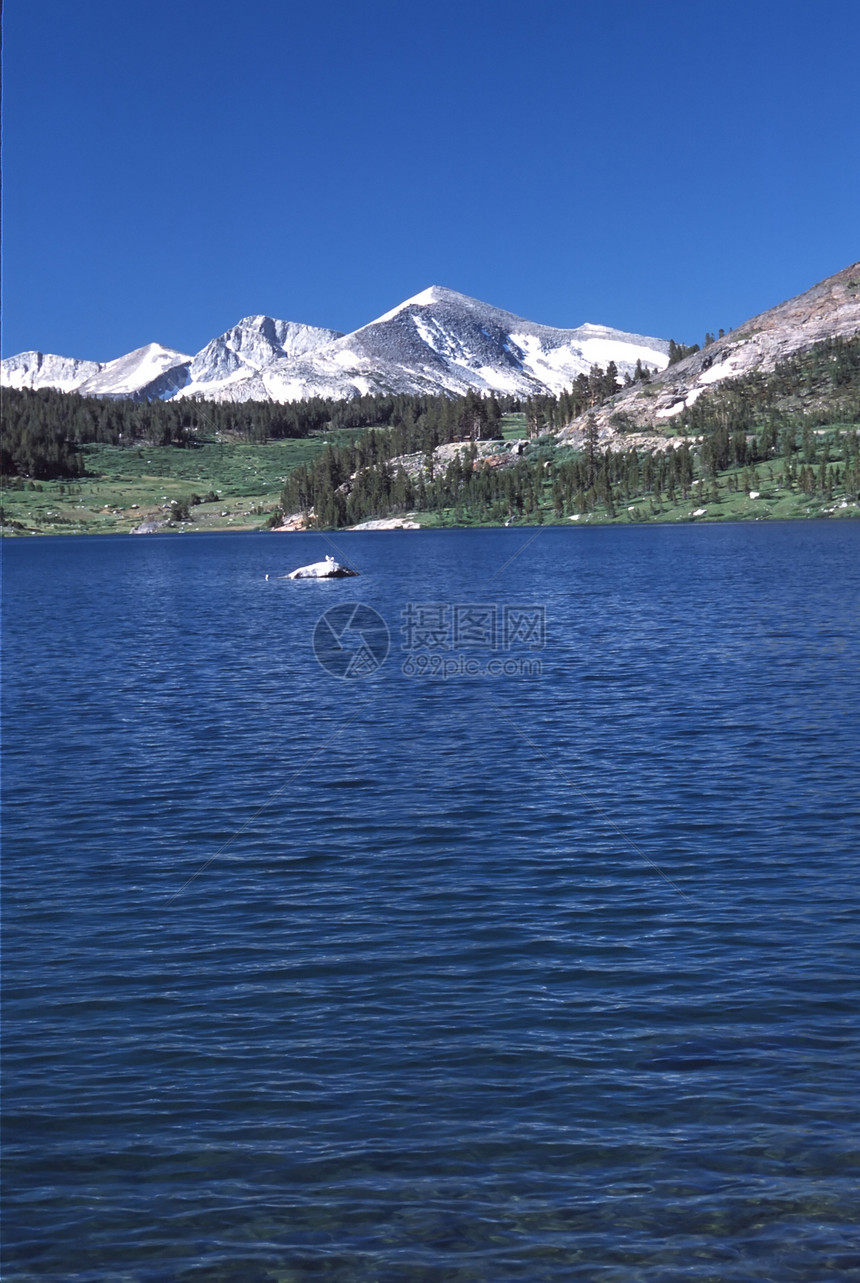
3,424,858,536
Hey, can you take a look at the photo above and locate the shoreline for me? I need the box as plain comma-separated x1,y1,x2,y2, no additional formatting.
4,506,859,538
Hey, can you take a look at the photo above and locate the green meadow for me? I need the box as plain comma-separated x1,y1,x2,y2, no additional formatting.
0,432,363,535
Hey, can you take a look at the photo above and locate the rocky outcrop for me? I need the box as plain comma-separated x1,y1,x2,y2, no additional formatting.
1,351,102,392
271,511,312,532
350,518,420,530
557,262,860,441
130,520,169,534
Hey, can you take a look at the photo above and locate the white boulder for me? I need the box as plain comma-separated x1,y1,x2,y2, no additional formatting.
283,555,358,579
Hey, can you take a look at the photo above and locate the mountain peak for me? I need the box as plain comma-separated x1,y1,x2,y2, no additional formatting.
369,285,474,325
409,285,468,306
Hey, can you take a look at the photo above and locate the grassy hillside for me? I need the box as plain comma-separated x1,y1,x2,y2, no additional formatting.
0,433,361,535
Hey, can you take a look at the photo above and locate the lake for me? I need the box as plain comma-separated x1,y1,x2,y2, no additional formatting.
3,523,859,1281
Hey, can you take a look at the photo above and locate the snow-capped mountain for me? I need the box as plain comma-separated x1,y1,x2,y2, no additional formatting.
78,344,193,401
324,286,669,398
1,343,192,402
1,351,104,393
184,316,344,400
2,288,670,404
172,288,669,402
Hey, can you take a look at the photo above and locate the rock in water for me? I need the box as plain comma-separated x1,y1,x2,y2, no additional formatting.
284,555,358,579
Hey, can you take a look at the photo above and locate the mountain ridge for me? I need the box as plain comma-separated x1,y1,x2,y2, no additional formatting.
2,287,670,405
8,267,857,415
558,262,860,441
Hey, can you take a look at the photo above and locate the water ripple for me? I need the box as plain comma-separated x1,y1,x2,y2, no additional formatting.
3,526,859,1281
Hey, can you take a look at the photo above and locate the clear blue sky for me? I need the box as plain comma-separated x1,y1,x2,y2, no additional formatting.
2,0,858,361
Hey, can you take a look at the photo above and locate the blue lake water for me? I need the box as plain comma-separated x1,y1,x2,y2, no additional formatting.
3,523,860,1281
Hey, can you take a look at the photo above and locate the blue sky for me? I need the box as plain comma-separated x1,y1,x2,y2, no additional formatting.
2,0,858,361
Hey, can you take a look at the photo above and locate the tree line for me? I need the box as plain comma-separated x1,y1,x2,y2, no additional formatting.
278,417,860,529
522,358,663,436
0,385,513,480
0,358,639,481
675,334,860,437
